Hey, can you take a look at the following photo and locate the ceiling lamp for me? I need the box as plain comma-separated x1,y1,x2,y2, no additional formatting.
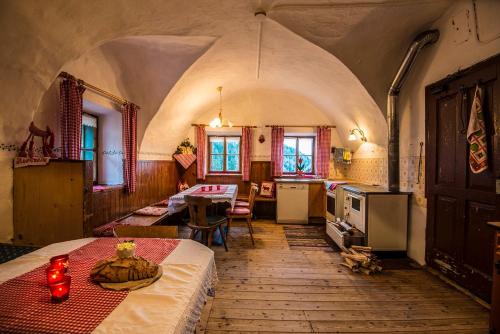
348,127,367,142
209,86,233,128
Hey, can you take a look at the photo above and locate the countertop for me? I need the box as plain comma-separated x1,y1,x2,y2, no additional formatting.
341,183,411,195
274,178,326,184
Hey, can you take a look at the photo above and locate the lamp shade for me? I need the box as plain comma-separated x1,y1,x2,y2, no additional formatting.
348,133,357,141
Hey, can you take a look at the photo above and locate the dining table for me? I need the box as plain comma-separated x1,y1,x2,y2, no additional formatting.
168,184,238,214
0,237,217,334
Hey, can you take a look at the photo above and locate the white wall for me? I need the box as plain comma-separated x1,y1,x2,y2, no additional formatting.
399,0,500,264
187,89,342,162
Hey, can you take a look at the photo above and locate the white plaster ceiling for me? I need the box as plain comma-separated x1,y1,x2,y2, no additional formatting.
0,0,453,157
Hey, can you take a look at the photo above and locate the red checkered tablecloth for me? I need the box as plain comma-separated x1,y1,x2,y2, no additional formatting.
0,238,180,334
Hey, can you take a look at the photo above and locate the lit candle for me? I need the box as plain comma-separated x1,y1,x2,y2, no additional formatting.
49,276,71,302
49,254,69,272
46,267,65,285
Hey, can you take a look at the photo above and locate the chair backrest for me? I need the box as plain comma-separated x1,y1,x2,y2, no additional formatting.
248,185,259,211
113,225,178,238
185,195,212,227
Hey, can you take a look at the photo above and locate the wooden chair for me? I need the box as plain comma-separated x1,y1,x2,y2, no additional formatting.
226,185,258,245
185,195,228,251
235,182,259,207
113,225,178,238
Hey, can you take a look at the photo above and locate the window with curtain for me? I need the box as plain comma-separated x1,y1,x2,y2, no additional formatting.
208,136,241,173
81,113,98,183
283,136,314,174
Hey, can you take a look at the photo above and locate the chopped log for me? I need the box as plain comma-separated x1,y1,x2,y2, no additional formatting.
340,246,382,275
351,245,372,252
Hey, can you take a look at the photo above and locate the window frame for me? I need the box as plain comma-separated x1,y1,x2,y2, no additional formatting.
282,136,315,175
207,135,242,174
81,112,99,184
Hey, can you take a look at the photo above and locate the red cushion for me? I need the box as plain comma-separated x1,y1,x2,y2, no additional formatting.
235,200,250,207
226,207,251,215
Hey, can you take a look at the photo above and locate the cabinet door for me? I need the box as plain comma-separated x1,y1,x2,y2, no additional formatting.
14,162,84,246
308,183,325,218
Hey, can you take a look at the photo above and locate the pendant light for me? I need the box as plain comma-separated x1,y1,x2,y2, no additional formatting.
209,86,233,128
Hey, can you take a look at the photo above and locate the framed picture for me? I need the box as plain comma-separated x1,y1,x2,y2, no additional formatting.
260,181,274,198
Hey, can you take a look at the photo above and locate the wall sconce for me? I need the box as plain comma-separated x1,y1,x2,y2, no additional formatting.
348,128,367,142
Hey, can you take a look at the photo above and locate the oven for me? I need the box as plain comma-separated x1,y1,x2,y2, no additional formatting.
344,191,365,233
326,190,336,221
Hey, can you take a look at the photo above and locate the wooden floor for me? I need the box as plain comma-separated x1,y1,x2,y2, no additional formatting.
193,220,489,333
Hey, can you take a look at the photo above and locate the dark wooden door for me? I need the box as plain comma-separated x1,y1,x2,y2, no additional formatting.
426,54,500,302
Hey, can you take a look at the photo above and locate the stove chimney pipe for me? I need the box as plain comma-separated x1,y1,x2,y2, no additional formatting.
387,30,439,192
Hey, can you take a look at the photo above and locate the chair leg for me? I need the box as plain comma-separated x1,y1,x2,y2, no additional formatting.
219,225,228,251
246,217,255,246
207,229,213,248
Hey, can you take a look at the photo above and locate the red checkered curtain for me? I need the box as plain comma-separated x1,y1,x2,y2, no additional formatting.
271,126,284,177
122,103,138,193
195,125,206,180
60,77,85,160
241,127,253,181
316,126,331,178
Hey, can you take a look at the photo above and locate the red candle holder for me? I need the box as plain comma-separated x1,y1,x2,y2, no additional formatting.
50,254,69,272
49,276,71,303
208,185,213,191
216,185,221,190
46,267,65,285
201,186,206,191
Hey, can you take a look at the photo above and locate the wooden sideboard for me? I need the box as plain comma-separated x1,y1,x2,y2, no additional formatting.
13,160,92,246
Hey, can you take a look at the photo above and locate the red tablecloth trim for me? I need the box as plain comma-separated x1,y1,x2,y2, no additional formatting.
191,185,228,195
0,238,180,334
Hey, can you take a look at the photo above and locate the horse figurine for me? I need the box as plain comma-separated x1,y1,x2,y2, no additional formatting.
18,122,56,158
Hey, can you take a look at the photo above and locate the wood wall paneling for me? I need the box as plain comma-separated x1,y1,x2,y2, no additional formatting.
87,160,179,232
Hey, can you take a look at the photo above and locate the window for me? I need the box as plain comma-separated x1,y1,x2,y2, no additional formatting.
81,113,98,183
283,136,314,174
208,136,241,173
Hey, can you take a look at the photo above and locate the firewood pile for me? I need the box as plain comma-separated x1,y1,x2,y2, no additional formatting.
340,245,383,275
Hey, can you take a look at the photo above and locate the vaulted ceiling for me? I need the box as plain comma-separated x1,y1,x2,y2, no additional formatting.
0,0,452,156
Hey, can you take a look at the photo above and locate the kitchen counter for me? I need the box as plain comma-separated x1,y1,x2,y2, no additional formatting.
274,178,326,184
342,183,411,195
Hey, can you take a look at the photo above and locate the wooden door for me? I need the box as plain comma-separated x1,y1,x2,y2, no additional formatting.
426,54,500,302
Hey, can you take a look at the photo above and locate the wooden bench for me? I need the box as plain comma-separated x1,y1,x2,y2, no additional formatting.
93,203,170,237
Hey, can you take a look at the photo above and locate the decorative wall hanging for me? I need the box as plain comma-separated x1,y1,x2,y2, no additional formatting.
258,134,265,143
15,122,56,168
173,138,197,170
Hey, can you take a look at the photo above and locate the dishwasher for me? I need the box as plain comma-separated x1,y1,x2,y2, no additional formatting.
276,183,309,224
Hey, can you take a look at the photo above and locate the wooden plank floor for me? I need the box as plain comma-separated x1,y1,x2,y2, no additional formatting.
193,220,489,333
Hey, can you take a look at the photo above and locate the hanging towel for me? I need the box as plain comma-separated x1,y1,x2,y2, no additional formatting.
467,85,488,174
343,150,352,164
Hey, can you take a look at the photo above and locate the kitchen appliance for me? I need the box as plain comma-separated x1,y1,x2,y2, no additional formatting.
276,183,309,224
326,190,336,221
344,191,365,233
324,181,348,221
341,184,408,251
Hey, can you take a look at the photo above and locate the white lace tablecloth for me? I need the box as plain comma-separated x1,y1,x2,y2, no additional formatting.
168,184,238,213
0,238,217,334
